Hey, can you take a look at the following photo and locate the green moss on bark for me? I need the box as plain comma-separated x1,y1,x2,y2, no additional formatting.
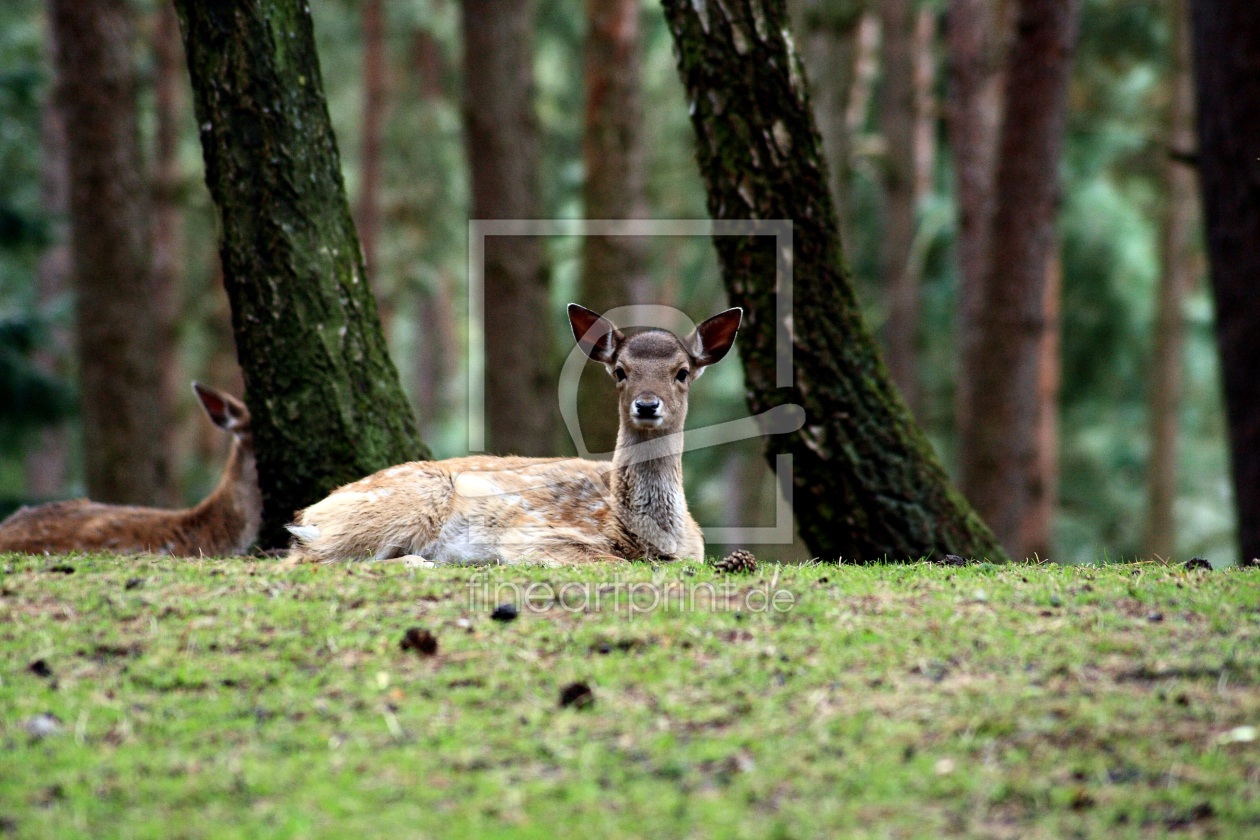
175,0,428,548
661,0,1005,562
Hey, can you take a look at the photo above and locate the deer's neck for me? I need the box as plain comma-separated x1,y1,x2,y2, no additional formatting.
186,437,262,553
611,426,689,558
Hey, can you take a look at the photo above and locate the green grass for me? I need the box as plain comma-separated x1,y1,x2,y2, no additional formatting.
2,555,1258,839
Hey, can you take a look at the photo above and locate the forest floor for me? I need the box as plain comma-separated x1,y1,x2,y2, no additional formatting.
1,554,1257,839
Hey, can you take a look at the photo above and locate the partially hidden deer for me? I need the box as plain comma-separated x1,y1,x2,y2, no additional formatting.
0,383,261,557
286,304,742,565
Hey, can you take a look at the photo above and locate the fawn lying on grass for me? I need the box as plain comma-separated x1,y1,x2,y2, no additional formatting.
0,383,260,556
286,304,742,565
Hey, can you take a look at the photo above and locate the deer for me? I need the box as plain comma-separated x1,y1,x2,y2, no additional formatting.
285,304,742,565
0,383,261,557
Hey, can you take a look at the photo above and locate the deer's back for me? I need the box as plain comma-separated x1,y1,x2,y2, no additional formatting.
293,455,640,564
0,498,228,557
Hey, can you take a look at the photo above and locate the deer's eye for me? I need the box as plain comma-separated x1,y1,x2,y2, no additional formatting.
615,368,627,382
675,368,689,383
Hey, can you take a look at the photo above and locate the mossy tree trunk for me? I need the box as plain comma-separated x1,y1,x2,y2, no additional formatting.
175,0,428,549
661,0,1005,562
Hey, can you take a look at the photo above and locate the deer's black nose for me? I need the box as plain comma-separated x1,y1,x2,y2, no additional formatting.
633,397,661,417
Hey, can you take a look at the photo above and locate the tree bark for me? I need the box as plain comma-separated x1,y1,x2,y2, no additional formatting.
151,1,186,507
791,0,866,247
879,0,920,409
957,0,1080,559
912,7,936,205
174,0,429,548
662,0,1005,562
1188,0,1260,564
357,0,390,329
1022,242,1059,560
1143,0,1196,561
580,0,651,455
948,0,1007,454
26,8,73,500
49,0,168,505
463,0,556,457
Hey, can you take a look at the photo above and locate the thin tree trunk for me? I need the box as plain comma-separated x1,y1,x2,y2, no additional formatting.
949,0,1007,455
912,6,936,202
408,25,454,438
792,0,866,246
1144,0,1197,561
463,0,556,457
1188,0,1260,564
580,0,650,456
358,0,390,329
174,0,429,548
879,0,919,408
26,9,72,500
50,0,168,505
662,0,1005,562
958,0,1080,559
151,1,186,507
413,275,457,441
1022,242,1059,560
848,12,881,139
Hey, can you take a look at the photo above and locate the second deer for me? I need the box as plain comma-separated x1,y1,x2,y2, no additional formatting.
286,304,742,564
0,383,261,557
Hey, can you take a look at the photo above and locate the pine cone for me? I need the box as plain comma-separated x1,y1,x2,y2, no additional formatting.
713,549,757,575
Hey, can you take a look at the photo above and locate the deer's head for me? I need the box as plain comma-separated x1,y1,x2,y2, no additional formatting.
568,304,742,440
192,382,253,452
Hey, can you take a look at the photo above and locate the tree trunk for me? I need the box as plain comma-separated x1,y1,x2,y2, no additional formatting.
1022,242,1059,560
413,275,457,441
357,0,390,329
912,6,936,204
49,0,168,505
463,0,556,457
408,23,455,437
1144,0,1196,561
879,0,920,408
1188,0,1260,565
580,0,651,456
949,0,1007,455
661,0,1005,562
174,0,429,549
26,7,73,500
151,1,186,508
957,0,1080,559
791,0,865,246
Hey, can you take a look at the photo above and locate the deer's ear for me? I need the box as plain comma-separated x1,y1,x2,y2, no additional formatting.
193,382,250,432
568,303,622,364
691,307,742,367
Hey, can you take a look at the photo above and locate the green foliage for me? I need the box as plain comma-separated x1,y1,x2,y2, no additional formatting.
2,556,1258,837
887,0,1230,563
0,0,48,310
0,0,1236,560
0,315,74,446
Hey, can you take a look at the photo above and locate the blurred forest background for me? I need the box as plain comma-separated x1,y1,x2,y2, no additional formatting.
0,0,1233,563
